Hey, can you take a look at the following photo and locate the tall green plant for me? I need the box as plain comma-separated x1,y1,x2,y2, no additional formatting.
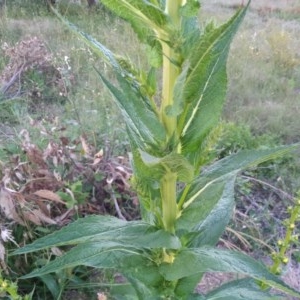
12,1,300,299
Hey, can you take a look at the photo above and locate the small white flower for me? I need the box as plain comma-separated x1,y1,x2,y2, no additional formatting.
1,227,18,247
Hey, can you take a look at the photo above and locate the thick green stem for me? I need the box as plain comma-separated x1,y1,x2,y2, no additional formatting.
165,0,183,26
161,44,179,137
161,172,177,233
158,0,185,233
160,0,183,137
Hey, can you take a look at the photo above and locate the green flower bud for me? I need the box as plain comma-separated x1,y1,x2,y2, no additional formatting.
282,257,289,264
277,240,283,246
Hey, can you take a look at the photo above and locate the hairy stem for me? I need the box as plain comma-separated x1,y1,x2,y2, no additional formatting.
160,0,183,138
161,172,177,233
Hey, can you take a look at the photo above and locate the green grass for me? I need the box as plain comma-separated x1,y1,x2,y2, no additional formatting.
1,0,299,143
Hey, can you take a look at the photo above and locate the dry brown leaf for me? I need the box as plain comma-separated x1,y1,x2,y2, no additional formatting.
33,189,66,205
23,209,56,225
92,157,102,166
54,208,73,224
24,144,48,168
0,187,24,225
22,211,42,225
95,149,104,158
97,293,107,300
80,135,93,157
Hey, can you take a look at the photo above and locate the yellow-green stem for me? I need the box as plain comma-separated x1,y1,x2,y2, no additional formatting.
159,0,186,234
270,198,300,274
165,0,183,26
160,0,183,137
161,172,177,233
161,44,180,137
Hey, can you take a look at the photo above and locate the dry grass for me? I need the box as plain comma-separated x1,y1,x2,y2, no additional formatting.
1,0,299,142
199,0,300,143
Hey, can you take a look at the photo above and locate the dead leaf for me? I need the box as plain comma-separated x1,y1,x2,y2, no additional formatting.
0,187,24,225
33,189,66,205
97,293,107,300
23,209,56,225
92,157,102,166
80,135,93,157
51,247,63,256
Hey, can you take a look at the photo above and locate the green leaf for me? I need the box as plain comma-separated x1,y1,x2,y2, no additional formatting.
22,242,163,298
166,66,188,117
177,175,236,247
178,3,249,165
180,0,201,18
145,39,163,68
182,145,300,209
123,270,161,299
12,215,181,255
110,283,138,300
177,145,299,245
98,72,166,152
100,0,168,42
39,274,60,299
145,67,157,97
175,273,205,298
159,248,300,298
20,242,144,278
138,150,194,182
205,278,282,300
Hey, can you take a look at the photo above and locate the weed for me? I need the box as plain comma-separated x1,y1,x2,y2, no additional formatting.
0,0,299,298
12,1,300,299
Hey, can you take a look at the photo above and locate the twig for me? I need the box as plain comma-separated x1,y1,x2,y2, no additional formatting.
241,175,294,201
106,179,126,221
1,63,25,96
111,188,126,221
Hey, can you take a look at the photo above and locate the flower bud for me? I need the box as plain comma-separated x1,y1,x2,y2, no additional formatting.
282,257,289,264
289,223,295,230
277,240,283,246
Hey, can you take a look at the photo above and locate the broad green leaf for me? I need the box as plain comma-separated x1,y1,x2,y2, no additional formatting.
123,271,161,299
145,39,163,68
100,0,168,42
39,274,60,299
182,145,300,209
205,278,282,300
180,0,201,17
159,248,300,298
138,150,194,182
22,242,164,298
179,1,201,59
175,273,205,298
110,283,138,300
177,175,236,247
12,215,181,255
98,72,166,152
166,66,188,117
176,145,299,245
179,3,249,165
20,242,144,278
